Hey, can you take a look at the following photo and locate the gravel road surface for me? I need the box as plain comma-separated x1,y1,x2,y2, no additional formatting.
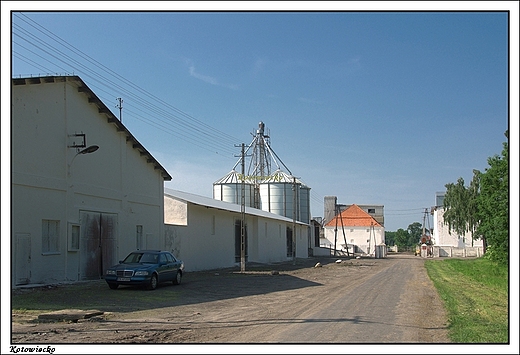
11,253,449,347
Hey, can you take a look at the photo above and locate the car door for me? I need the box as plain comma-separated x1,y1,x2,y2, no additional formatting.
157,252,174,281
166,253,180,276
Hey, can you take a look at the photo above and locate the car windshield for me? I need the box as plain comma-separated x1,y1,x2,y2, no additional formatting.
123,252,158,264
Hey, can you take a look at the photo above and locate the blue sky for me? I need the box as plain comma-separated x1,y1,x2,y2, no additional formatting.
3,3,518,232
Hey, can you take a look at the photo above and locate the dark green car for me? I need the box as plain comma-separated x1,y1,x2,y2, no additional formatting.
104,250,184,290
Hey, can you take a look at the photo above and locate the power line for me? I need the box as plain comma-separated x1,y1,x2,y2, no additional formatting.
12,13,242,157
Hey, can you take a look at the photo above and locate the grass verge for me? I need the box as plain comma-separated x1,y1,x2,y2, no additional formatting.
425,257,508,343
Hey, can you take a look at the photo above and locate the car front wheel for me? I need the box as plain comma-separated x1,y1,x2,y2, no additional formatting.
148,274,158,290
173,271,182,285
108,283,119,290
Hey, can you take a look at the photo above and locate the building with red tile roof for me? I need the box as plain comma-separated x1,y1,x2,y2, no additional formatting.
322,204,386,256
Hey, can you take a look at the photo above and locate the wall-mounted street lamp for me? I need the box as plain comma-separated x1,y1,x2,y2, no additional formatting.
77,145,99,155
68,145,99,177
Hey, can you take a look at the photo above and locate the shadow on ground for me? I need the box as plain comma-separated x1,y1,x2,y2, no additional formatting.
12,256,359,314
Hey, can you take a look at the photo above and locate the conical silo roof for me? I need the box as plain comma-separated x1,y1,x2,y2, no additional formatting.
262,169,294,183
213,170,253,184
261,170,309,186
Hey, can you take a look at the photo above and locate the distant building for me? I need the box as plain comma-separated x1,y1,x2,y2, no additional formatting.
11,76,171,287
323,204,385,256
323,196,384,227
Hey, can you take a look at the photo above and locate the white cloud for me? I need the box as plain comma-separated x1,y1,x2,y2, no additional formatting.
188,63,218,85
185,58,239,90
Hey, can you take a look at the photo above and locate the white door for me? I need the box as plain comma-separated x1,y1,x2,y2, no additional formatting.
15,233,31,285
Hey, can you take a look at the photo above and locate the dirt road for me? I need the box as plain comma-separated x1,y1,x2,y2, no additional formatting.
11,253,449,345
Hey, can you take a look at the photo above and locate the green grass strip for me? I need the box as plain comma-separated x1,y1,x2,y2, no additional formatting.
425,258,508,343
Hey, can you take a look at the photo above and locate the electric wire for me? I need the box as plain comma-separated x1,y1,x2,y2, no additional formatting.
11,14,436,226
12,13,241,157
13,13,240,146
12,36,237,157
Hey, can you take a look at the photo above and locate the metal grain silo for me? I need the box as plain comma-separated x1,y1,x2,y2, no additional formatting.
213,170,255,207
213,122,312,223
259,170,299,220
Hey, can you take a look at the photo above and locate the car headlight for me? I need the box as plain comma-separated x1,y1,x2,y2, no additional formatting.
134,271,149,276
106,270,116,275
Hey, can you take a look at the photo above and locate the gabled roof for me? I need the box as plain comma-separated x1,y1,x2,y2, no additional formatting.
164,188,308,225
325,204,382,228
12,75,172,181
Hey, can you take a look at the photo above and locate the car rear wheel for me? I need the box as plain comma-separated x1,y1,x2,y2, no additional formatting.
173,271,182,285
148,274,158,290
108,283,119,290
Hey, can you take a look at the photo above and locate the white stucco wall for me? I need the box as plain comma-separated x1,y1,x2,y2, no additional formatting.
11,77,168,286
164,195,309,272
432,208,483,248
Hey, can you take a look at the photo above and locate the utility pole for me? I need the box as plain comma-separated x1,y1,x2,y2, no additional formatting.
235,143,246,272
240,143,246,272
334,203,339,256
292,176,297,265
341,208,349,257
234,143,251,272
116,98,123,122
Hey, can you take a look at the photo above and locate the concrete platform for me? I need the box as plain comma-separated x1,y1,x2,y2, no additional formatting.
37,309,104,322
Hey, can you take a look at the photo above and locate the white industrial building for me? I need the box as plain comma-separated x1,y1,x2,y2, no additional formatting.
164,189,311,271
431,192,484,257
11,76,171,287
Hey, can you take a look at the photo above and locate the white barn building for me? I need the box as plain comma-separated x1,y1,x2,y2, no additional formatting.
164,189,310,271
11,76,171,287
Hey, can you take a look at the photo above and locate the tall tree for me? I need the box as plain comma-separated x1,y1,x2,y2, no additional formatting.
475,132,508,263
394,228,409,247
443,177,473,238
384,231,396,246
407,222,423,245
443,131,508,263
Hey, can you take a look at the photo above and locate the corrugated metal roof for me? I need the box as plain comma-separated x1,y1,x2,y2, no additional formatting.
214,169,310,189
12,75,172,181
262,169,294,183
325,204,383,228
213,170,253,184
259,169,309,187
164,188,308,225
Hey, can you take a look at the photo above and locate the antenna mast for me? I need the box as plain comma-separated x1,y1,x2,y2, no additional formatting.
116,98,123,122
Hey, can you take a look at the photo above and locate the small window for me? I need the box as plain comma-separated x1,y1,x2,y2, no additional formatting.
68,223,80,251
368,208,375,214
42,219,60,254
136,225,143,250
